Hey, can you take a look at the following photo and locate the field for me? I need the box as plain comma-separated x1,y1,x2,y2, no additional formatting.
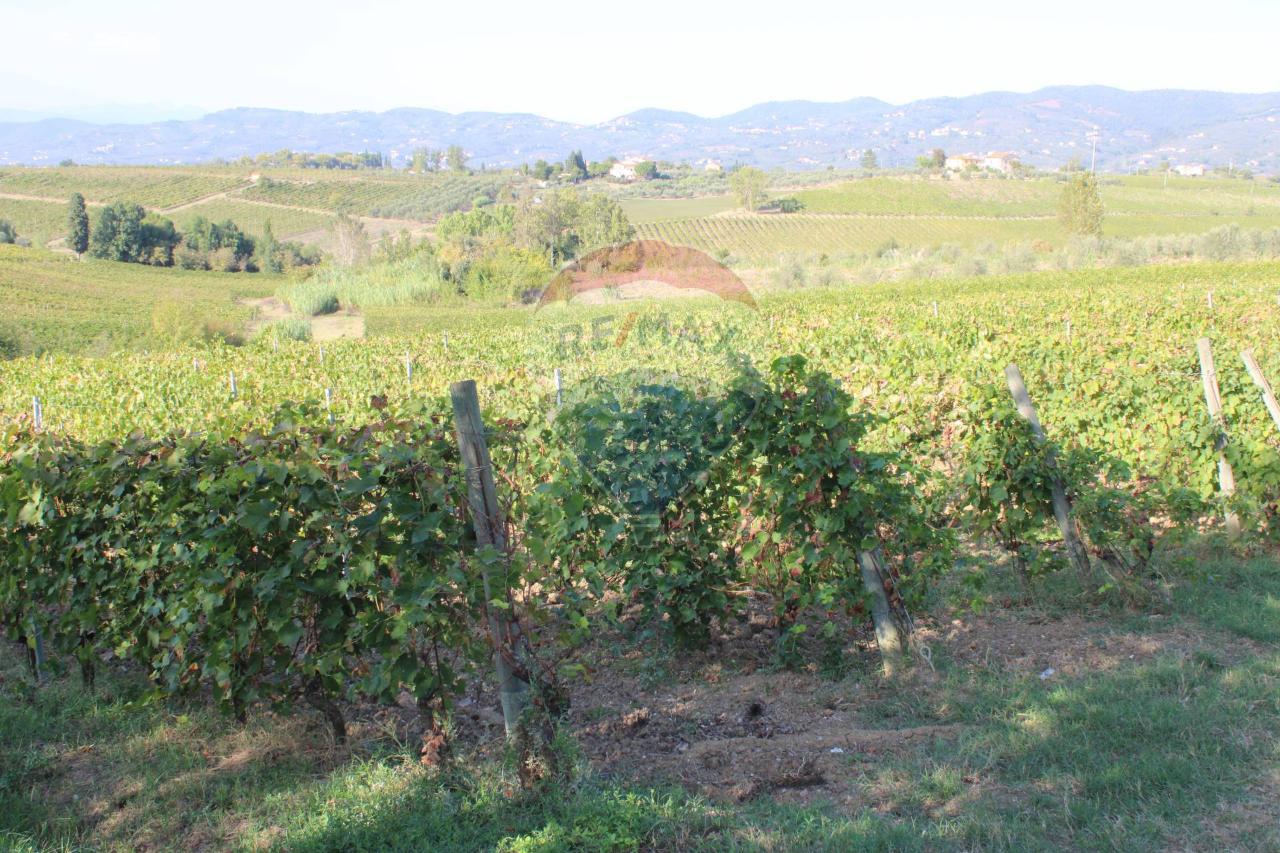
635,212,1059,259
240,171,515,220
627,176,1280,261
618,195,738,223
792,174,1280,218
7,169,1280,851
0,166,519,256
5,166,1280,263
4,257,1280,850
3,257,1280,465
0,166,248,209
0,245,276,357
165,199,337,242
0,196,70,246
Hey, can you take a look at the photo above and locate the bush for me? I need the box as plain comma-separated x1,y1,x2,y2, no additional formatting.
151,300,207,344
210,246,241,272
175,244,209,270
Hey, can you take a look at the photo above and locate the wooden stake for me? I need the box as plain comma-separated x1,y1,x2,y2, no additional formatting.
324,388,334,424
553,368,562,407
450,379,530,737
229,371,237,400
31,396,42,432
404,352,413,383
932,300,938,318
1197,338,1241,535
28,621,45,685
1241,349,1280,434
1004,365,1093,581
1207,291,1214,311
856,548,908,676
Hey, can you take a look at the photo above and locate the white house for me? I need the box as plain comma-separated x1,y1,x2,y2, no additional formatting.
981,151,1019,173
945,151,1020,173
944,153,982,171
609,156,647,181
1174,163,1206,177
703,159,723,172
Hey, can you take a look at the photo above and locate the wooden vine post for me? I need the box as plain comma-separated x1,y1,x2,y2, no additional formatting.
449,380,532,738
1004,365,1092,581
1240,349,1280,435
855,549,908,677
1197,339,1241,535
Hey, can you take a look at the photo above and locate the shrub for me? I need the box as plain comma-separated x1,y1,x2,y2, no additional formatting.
210,246,241,273
175,244,208,270
151,300,207,344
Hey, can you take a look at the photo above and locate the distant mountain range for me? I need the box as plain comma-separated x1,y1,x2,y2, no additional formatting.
2,86,1279,172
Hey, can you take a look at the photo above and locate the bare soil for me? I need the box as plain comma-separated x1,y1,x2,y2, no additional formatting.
441,605,1245,807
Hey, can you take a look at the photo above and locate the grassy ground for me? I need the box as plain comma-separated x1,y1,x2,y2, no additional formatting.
792,174,1280,219
617,196,737,224
0,245,276,356
2,546,1276,852
0,167,247,210
0,197,73,247
167,200,336,242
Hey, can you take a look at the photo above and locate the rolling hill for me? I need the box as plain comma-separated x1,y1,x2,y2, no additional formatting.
1,86,1279,171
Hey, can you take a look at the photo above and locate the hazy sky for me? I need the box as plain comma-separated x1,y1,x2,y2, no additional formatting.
3,0,1278,124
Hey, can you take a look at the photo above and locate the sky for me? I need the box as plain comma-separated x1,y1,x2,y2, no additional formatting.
2,0,1279,124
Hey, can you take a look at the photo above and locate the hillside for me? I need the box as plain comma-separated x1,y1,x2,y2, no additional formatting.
3,86,1280,171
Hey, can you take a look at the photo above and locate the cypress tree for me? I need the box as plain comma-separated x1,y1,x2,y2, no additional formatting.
67,192,89,257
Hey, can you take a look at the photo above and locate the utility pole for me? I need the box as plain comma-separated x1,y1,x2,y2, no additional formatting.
1090,136,1098,174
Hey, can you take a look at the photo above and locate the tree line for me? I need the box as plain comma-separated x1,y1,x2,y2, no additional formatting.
433,188,634,300
66,193,318,272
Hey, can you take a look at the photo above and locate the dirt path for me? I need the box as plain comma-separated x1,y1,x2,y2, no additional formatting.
0,191,104,207
218,195,432,236
155,183,254,215
241,296,365,342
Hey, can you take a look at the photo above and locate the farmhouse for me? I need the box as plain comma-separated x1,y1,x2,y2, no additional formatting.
945,151,1020,173
609,156,646,181
944,153,982,171
981,151,1019,173
1174,163,1206,177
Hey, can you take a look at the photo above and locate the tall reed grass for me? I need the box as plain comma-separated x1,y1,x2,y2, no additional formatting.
280,252,447,315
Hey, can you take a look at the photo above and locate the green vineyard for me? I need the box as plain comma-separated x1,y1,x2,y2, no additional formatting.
0,167,248,209
636,212,1059,258
240,172,513,219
